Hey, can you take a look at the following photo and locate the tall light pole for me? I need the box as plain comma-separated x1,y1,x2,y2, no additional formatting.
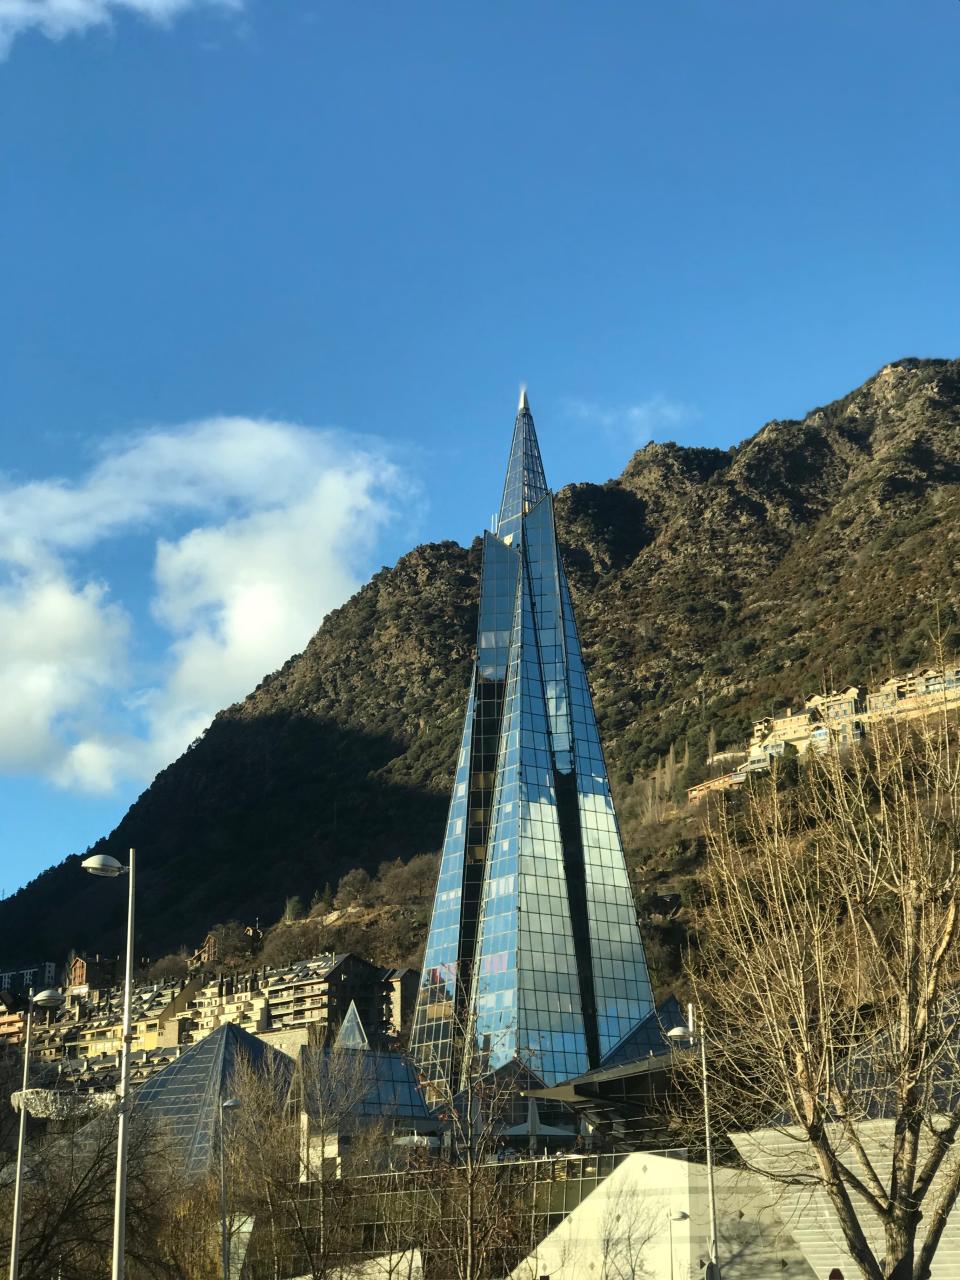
8,987,65,1280
82,849,136,1280
219,1097,242,1280
669,1006,721,1280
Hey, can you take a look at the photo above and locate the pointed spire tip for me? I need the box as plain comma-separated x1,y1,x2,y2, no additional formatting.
518,385,529,412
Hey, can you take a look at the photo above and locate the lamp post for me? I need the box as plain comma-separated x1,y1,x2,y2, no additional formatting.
9,987,65,1280
82,849,136,1280
668,1007,721,1280
219,1097,242,1280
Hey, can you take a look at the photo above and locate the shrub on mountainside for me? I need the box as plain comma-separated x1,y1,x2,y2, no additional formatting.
334,868,373,909
146,952,189,981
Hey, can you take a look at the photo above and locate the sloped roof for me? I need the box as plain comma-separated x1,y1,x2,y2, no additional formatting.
135,1023,293,1174
600,995,686,1068
301,1006,436,1131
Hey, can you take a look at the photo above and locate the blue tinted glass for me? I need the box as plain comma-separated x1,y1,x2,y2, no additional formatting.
411,396,655,1096
497,403,548,546
135,1024,291,1175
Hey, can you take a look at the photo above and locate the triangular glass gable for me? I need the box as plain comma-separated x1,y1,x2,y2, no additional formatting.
335,1000,370,1051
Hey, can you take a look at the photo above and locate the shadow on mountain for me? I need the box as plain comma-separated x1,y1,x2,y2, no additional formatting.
0,713,451,963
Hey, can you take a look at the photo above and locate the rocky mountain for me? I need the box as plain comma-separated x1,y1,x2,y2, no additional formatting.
4,357,960,968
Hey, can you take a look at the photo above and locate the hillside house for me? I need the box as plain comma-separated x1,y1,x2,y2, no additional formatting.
867,667,960,721
686,772,746,805
67,953,118,991
747,706,817,765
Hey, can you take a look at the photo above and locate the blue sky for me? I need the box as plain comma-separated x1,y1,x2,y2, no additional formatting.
1,0,958,892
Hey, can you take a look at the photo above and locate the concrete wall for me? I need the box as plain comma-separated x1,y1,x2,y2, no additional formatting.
510,1151,815,1280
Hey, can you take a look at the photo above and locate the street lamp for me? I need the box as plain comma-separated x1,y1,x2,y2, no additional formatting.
669,1006,721,1280
219,1097,242,1280
9,987,65,1280
82,849,135,1280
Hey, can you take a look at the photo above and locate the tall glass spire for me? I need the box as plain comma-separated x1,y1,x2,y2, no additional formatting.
496,387,548,545
409,394,653,1099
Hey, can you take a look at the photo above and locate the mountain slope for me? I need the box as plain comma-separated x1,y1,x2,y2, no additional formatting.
4,358,960,965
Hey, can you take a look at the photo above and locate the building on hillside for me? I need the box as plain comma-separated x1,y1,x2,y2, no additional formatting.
187,969,271,1041
188,922,264,971
866,666,960,722
808,684,862,724
747,706,818,766
686,771,747,805
0,951,411,1075
0,1007,26,1045
409,392,654,1101
805,686,865,751
0,959,58,997
867,674,903,715
29,975,202,1065
260,953,390,1041
67,954,118,991
381,966,419,1037
186,953,403,1055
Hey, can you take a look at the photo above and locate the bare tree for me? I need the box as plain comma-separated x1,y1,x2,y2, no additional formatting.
691,716,960,1280
227,1038,386,1279
595,1180,661,1280
0,1108,191,1280
413,1010,539,1280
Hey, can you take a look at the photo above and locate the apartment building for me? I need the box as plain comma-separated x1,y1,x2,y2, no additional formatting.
688,662,960,805
0,959,58,996
2,951,417,1087
866,667,960,719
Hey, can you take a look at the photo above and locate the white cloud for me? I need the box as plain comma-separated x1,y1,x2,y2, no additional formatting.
0,417,408,792
567,394,698,446
0,0,242,58
0,575,128,776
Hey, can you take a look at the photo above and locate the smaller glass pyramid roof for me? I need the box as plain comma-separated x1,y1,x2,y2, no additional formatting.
600,996,687,1068
135,1023,292,1175
303,1007,437,1131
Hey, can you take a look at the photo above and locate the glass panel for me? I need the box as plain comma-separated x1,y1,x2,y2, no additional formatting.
559,566,655,1058
496,401,548,545
410,395,655,1094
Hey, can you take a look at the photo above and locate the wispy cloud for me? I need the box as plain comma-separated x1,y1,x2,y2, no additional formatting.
566,393,699,447
0,417,410,793
0,0,243,58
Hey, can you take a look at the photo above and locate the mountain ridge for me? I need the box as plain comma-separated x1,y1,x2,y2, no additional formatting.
4,357,960,967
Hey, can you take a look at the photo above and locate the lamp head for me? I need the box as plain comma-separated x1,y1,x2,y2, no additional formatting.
33,989,65,1010
82,854,126,878
221,1096,242,1111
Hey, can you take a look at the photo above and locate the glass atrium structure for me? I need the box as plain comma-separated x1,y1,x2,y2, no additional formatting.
410,392,654,1099
135,1022,292,1175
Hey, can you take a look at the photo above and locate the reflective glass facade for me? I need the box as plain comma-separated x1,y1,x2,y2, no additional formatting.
135,1022,292,1174
409,395,654,1099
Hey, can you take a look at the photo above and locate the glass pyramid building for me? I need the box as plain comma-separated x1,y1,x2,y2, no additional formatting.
409,392,654,1099
135,1022,292,1174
